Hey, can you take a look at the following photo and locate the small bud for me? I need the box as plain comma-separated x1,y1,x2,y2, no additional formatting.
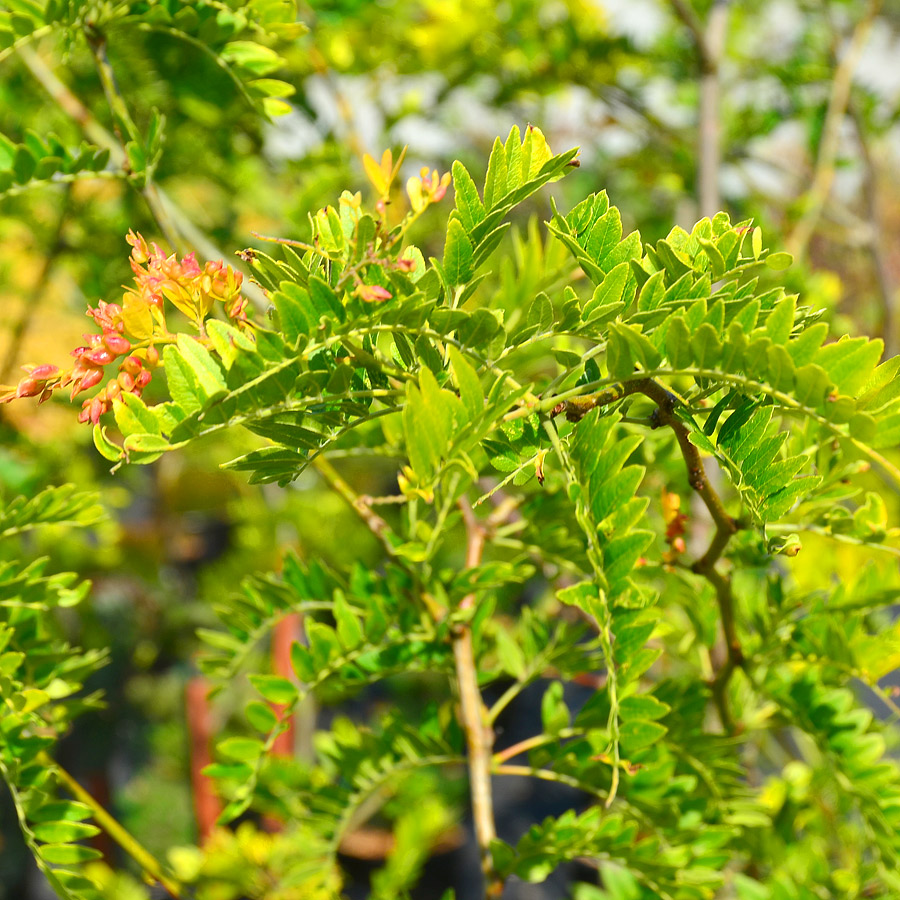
136,369,152,388
89,397,105,424
145,345,160,366
104,333,131,355
83,348,115,366
73,367,104,396
16,378,41,398
126,229,150,264
28,364,59,380
122,356,142,376
356,284,392,303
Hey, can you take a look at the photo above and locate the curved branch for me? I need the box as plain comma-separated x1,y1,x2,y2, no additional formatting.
559,376,744,729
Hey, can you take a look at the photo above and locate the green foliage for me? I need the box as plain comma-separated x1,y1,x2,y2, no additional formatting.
3,11,900,892
37,121,895,900
0,486,108,899
0,130,110,198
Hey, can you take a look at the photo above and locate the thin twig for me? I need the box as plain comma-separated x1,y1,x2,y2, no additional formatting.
311,457,394,551
48,757,184,898
84,25,182,249
312,460,503,895
786,0,882,259
492,729,580,765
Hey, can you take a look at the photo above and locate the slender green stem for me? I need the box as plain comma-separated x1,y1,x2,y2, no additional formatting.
423,474,461,562
84,25,184,251
18,42,268,310
766,523,900,559
49,757,184,898
0,24,52,65
487,680,526,726
0,170,126,200
542,418,621,804
493,764,608,799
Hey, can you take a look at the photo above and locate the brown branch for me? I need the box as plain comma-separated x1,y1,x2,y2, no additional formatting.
455,499,503,899
669,1,732,217
786,0,882,259
314,457,502,895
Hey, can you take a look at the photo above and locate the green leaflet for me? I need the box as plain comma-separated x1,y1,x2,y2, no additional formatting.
442,217,475,286
451,160,486,232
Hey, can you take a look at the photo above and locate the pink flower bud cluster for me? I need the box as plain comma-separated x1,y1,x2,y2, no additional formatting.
352,252,418,303
5,296,160,425
1,231,249,426
126,231,248,323
76,351,157,425
355,284,392,303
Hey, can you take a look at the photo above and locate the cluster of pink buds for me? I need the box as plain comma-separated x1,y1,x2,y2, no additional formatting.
352,254,418,304
126,231,247,323
12,364,62,403
1,230,250,426
77,349,158,425
72,301,131,397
